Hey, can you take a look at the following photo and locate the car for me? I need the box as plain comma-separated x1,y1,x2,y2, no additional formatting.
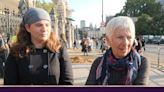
152,36,161,44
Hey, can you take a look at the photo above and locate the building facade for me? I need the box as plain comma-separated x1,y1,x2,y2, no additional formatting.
80,20,86,29
0,0,21,37
52,0,75,48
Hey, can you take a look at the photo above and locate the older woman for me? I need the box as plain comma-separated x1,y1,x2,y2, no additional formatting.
86,16,149,85
4,8,73,85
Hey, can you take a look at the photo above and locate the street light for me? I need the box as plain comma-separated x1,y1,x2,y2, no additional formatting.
102,0,104,23
101,0,105,27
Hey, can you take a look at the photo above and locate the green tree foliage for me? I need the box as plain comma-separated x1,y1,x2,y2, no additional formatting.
116,0,164,35
151,13,164,35
116,0,162,17
135,14,153,35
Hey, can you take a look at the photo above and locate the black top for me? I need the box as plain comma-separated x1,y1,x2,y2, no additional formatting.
86,56,149,85
4,46,73,85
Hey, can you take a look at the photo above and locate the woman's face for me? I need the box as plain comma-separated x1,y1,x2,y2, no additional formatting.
25,20,51,44
106,28,134,59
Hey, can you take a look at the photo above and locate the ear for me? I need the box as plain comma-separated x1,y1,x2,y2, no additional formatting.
25,24,30,33
105,35,111,46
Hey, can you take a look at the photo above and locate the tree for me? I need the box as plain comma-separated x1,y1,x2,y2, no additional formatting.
151,13,164,35
116,0,162,17
135,14,152,35
115,0,164,36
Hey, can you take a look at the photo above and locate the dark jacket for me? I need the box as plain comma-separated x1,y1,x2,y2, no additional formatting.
4,46,73,85
86,56,149,85
0,37,9,77
0,37,9,62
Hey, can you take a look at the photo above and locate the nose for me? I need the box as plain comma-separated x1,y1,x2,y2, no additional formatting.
41,25,47,32
122,37,129,46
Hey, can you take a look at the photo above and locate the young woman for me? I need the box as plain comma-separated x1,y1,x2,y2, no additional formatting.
4,8,73,85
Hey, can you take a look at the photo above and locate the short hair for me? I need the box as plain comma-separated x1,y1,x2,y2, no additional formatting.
105,16,135,40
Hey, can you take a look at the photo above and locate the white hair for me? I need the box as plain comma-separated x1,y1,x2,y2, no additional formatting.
105,16,135,40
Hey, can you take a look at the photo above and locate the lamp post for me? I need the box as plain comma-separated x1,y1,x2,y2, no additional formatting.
102,0,104,23
100,0,105,28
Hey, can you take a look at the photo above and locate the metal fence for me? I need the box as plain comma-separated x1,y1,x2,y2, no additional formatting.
0,8,22,37
144,44,164,68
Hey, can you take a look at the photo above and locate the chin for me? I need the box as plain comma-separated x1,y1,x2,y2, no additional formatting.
41,37,48,40
39,38,48,42
120,52,128,57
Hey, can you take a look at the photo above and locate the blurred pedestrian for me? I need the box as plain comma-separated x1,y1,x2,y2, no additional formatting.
141,38,146,51
73,40,77,49
81,38,89,56
100,36,108,53
0,33,9,77
4,8,73,85
95,39,99,49
135,37,142,53
6,32,10,43
86,16,149,85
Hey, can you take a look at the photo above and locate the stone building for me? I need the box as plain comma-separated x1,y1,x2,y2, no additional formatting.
18,0,35,16
0,0,37,38
0,0,21,36
52,0,75,48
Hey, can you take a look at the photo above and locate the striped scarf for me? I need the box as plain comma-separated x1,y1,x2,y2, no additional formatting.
96,48,141,85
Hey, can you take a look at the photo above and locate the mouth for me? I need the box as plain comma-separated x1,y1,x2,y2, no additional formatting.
119,48,126,50
40,33,47,36
119,48,127,52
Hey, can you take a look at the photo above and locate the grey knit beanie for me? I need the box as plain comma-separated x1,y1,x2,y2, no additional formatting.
23,8,51,25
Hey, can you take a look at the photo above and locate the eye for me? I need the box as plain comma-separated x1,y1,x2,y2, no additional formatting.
45,23,50,27
117,36,123,39
127,36,133,41
35,23,42,27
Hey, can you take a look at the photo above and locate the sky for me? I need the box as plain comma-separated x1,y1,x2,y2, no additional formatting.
68,0,127,27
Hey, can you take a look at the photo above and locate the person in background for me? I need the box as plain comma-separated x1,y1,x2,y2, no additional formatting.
135,37,142,53
4,8,73,85
0,33,9,77
95,39,99,49
6,32,11,44
81,38,89,56
73,40,78,49
141,38,146,51
100,36,109,53
86,16,149,85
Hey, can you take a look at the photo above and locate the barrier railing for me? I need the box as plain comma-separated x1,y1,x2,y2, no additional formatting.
144,44,164,68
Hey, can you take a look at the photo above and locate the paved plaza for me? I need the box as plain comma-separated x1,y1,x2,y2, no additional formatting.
70,44,164,86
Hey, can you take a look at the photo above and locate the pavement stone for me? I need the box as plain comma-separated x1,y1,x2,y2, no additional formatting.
70,45,164,86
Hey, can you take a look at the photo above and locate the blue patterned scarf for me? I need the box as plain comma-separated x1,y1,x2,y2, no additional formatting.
96,48,141,85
